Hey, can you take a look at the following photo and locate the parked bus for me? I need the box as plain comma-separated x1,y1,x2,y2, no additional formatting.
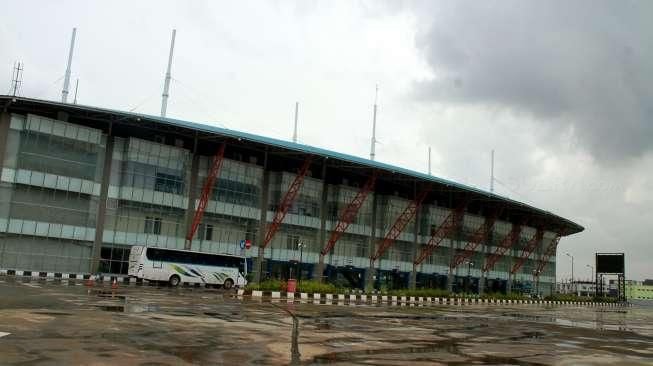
128,246,247,289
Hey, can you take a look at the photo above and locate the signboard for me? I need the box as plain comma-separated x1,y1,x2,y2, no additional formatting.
596,253,625,274
239,239,252,250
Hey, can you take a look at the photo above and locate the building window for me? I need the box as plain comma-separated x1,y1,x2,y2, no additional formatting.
286,234,300,250
145,216,162,235
197,223,213,241
155,172,184,194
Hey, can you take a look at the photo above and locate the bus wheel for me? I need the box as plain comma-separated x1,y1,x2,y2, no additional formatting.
223,279,234,290
169,275,181,287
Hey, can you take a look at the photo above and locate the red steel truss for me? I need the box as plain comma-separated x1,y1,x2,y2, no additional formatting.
413,201,467,266
320,171,378,256
483,224,522,272
534,231,563,275
186,142,226,244
450,211,499,270
261,156,313,249
510,228,544,274
371,188,430,262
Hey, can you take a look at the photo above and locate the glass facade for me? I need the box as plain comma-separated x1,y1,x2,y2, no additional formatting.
0,111,559,295
0,114,104,272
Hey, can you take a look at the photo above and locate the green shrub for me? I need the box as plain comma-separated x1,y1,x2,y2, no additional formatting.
480,292,528,301
297,280,338,294
246,279,285,291
544,293,619,303
246,279,349,294
387,288,452,298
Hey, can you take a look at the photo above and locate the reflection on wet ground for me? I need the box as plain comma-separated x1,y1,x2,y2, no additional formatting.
0,278,652,365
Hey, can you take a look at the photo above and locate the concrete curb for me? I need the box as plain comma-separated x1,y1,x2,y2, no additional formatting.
240,290,628,308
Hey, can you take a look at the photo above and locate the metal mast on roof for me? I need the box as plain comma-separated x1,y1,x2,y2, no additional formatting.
292,101,299,143
161,29,176,117
428,146,432,175
61,27,77,103
490,149,495,193
370,84,378,161
73,79,79,104
10,61,23,96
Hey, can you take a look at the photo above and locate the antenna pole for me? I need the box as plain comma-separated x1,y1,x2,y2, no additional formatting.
428,146,432,175
490,149,495,193
73,79,79,104
292,101,299,143
161,29,176,117
61,27,77,103
370,84,378,161
11,61,23,96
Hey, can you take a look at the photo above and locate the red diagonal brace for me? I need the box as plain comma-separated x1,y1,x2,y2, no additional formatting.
371,188,430,262
413,200,467,266
510,228,544,274
534,231,563,275
483,224,522,272
450,211,499,270
186,143,226,244
261,156,313,249
321,171,377,256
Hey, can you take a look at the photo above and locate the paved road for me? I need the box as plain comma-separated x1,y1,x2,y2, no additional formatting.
0,277,652,365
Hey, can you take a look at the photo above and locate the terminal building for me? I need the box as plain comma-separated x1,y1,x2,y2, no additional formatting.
0,96,583,295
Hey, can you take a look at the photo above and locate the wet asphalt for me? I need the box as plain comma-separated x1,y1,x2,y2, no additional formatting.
0,277,652,365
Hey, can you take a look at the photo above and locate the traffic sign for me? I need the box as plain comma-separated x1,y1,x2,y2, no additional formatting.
240,239,252,250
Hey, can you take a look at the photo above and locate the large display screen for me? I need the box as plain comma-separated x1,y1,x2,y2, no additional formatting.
596,253,625,274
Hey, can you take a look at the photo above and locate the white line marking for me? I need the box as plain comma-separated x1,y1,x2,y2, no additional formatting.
21,283,41,288
0,332,10,338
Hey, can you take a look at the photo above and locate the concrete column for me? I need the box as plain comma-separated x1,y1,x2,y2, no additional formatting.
409,207,421,289
90,127,114,274
0,113,10,168
507,249,514,294
446,238,456,292
479,256,486,296
253,151,269,284
314,162,328,281
364,191,379,291
446,229,460,292
479,227,493,296
183,150,200,250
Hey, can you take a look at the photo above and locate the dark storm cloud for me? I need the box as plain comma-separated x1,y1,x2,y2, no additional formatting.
412,1,653,162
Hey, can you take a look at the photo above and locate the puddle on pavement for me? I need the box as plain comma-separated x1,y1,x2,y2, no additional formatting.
30,311,74,316
312,340,460,364
290,312,301,365
96,305,124,312
507,331,545,341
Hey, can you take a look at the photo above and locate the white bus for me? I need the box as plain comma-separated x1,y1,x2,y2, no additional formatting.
128,246,247,289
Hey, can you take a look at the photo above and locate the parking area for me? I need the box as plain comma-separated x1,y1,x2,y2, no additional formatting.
0,277,652,365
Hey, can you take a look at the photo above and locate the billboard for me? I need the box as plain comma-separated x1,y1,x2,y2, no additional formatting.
596,253,625,274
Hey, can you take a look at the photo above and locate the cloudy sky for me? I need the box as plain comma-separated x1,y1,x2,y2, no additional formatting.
2,1,651,280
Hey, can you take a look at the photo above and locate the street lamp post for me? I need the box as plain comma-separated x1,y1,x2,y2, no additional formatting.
565,253,574,295
465,261,474,294
298,242,304,284
532,269,541,298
